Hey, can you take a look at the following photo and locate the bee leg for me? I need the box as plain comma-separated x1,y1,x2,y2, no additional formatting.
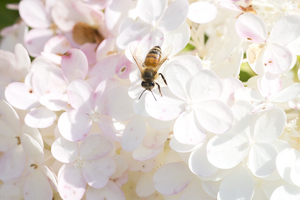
156,82,163,97
159,73,167,85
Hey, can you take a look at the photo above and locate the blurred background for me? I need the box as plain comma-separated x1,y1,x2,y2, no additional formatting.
0,0,20,31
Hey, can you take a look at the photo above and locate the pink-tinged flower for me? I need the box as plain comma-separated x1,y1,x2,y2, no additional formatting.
5,49,88,128
105,86,172,159
0,100,43,181
207,101,286,178
145,64,234,145
0,21,28,52
235,73,300,113
58,78,120,142
51,134,116,200
0,43,31,99
116,0,190,55
86,181,126,200
236,14,300,75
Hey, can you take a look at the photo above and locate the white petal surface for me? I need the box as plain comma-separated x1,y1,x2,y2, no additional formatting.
259,73,282,100
269,15,300,44
189,69,223,102
116,22,151,49
145,87,185,121
263,44,293,74
25,29,54,57
20,134,44,165
97,116,123,142
166,63,191,100
137,0,167,23
169,136,201,153
0,100,21,134
270,185,300,200
235,13,267,43
173,111,207,145
161,22,190,57
0,144,26,181
80,133,114,160
106,87,135,121
68,80,93,113
247,143,278,178
25,107,56,128
218,165,254,200
58,164,86,200
189,143,218,177
61,49,88,83
276,148,299,185
19,0,50,28
207,133,249,169
188,2,217,24
110,155,128,179
272,83,300,103
5,82,39,110
132,143,164,161
122,116,146,152
234,87,264,102
86,181,125,200
23,168,53,200
0,120,18,152
153,162,194,195
143,127,169,148
82,157,116,189
51,137,79,163
58,110,92,142
157,0,189,32
136,170,156,197
253,107,286,142
181,178,215,200
196,100,234,134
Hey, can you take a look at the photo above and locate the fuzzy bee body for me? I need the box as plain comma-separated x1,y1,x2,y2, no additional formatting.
130,45,173,100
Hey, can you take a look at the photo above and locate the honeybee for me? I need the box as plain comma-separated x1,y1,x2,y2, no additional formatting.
130,44,173,100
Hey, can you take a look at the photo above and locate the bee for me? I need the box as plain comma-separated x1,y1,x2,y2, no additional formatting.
130,44,173,100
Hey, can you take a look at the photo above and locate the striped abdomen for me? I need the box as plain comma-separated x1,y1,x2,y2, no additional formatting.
144,46,162,67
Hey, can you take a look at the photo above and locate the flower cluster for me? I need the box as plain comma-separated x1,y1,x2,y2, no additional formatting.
1,0,300,199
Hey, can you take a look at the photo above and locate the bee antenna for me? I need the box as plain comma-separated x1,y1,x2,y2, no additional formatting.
151,91,157,101
138,90,146,99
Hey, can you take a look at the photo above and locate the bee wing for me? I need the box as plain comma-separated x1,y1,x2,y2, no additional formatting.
129,42,144,72
157,45,173,69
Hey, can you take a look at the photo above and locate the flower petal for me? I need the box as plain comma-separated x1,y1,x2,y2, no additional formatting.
253,107,286,142
68,80,93,113
143,126,169,148
169,136,201,153
58,110,92,142
20,134,44,165
181,178,216,200
80,133,114,160
23,168,53,200
269,15,300,44
137,0,167,23
270,185,300,200
189,143,218,177
235,13,267,43
153,162,194,195
132,143,164,161
86,181,125,200
218,164,254,200
136,170,156,197
207,133,249,169
189,69,223,103
173,111,207,145
258,72,282,100
25,29,54,57
188,2,217,24
24,107,56,128
97,116,123,142
121,116,146,152
58,164,86,200
61,49,88,83
166,62,191,100
272,83,300,103
247,143,278,178
82,157,116,189
5,82,39,110
19,0,50,29
157,0,189,32
196,100,234,134
106,87,135,121
51,137,79,163
0,144,26,182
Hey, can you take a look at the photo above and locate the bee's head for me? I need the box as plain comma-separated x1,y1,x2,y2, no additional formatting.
141,81,155,91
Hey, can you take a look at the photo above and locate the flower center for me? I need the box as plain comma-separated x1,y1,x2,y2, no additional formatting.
89,111,101,122
74,157,85,168
186,101,196,112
